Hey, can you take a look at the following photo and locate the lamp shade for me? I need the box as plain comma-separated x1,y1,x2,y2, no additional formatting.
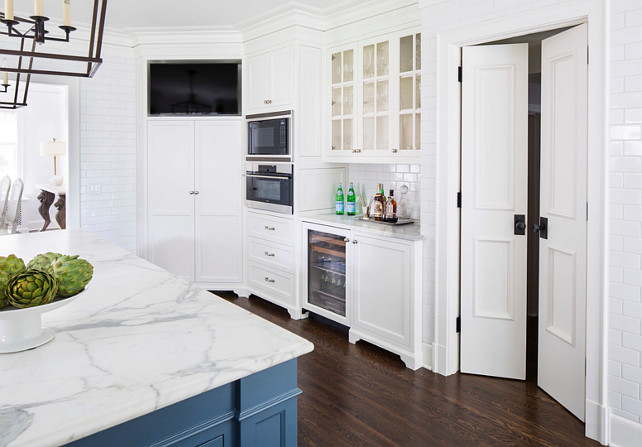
40,139,66,156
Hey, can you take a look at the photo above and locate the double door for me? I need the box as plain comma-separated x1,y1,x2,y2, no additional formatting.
460,25,588,420
147,120,243,285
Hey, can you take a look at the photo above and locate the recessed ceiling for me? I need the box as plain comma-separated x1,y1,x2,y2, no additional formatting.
66,0,349,32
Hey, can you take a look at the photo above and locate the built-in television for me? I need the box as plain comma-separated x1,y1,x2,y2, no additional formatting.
148,61,241,116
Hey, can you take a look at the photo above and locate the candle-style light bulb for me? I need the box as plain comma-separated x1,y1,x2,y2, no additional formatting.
2,59,8,86
34,0,44,16
4,0,14,21
62,0,71,26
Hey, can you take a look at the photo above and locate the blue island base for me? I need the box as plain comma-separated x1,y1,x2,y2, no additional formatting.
65,359,301,447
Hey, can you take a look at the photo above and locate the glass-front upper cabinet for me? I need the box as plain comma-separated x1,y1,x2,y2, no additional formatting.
360,39,390,153
399,33,421,153
330,46,357,154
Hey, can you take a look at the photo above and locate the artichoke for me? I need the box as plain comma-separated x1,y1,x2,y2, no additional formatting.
6,270,59,308
0,255,26,308
27,252,64,272
50,257,93,298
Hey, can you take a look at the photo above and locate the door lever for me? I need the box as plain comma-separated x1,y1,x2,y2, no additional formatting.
514,214,526,235
533,217,548,239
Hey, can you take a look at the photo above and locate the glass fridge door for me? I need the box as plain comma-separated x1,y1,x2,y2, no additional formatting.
308,230,347,317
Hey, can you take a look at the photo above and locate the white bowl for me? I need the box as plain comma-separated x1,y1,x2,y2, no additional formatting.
0,294,79,354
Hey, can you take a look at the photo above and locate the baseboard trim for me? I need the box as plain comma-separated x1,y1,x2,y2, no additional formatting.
422,342,433,370
585,399,609,445
610,413,642,447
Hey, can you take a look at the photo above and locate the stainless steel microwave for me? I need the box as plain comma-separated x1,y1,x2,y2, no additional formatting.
245,162,293,214
246,111,291,161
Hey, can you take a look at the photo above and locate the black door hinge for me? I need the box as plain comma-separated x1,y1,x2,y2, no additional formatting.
456,316,461,333
458,66,462,82
457,192,462,208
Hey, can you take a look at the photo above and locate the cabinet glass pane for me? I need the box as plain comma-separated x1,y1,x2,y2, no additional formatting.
415,113,421,150
308,230,347,317
400,77,413,110
332,120,341,150
343,86,353,115
344,50,354,82
416,34,421,70
400,35,413,73
377,80,389,112
343,119,353,150
363,82,375,114
332,88,341,116
416,74,421,109
376,116,388,150
400,114,412,150
376,41,389,76
332,52,342,84
363,117,374,150
363,45,375,79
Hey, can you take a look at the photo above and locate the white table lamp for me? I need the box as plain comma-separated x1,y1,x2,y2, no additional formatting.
40,138,66,186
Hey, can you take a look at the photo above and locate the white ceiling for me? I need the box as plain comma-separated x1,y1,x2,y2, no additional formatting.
67,0,349,32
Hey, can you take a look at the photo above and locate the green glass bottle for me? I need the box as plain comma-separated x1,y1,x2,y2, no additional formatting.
346,182,356,216
335,183,344,215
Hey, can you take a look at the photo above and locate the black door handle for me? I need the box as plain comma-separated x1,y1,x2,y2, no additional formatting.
533,217,548,239
514,214,526,235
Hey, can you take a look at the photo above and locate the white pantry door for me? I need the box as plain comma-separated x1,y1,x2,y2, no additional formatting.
460,44,529,379
538,24,587,421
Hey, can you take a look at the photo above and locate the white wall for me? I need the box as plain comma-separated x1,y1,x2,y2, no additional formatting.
608,0,642,436
18,83,68,231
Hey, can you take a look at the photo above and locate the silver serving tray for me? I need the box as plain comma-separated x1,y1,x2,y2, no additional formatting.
360,217,414,226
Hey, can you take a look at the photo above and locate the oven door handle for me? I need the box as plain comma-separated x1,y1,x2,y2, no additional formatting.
245,172,292,180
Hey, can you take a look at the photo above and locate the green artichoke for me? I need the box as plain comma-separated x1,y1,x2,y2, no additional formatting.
27,252,64,272
0,255,26,308
50,257,93,298
5,270,59,308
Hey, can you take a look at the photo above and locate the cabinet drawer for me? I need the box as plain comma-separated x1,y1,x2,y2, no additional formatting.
248,237,293,272
248,213,294,246
248,263,294,305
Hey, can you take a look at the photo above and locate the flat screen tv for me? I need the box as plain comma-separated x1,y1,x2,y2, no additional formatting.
148,61,241,116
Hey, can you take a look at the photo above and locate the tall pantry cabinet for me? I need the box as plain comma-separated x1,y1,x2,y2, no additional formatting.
146,119,244,287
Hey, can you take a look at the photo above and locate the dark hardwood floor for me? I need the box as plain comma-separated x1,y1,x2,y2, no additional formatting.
215,292,600,447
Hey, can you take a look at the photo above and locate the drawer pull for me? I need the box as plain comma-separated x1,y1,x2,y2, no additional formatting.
264,251,275,257
352,239,358,244
264,225,276,231
264,277,275,283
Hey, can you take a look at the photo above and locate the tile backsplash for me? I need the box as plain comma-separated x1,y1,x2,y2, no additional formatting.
347,163,421,220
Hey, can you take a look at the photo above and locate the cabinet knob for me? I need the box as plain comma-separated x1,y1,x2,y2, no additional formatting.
189,191,195,195
352,239,358,244
194,190,199,195
264,225,275,231
344,238,350,243
264,277,275,283
264,251,275,257
392,148,398,154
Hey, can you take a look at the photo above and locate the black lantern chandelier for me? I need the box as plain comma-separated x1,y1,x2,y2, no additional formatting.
0,0,108,109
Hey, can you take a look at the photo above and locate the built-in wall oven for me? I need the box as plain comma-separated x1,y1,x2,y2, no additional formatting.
245,162,293,214
246,111,291,161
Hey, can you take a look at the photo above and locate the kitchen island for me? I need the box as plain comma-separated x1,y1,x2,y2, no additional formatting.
0,230,313,447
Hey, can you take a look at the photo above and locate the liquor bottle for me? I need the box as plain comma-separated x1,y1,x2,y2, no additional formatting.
372,183,385,221
335,183,344,215
384,189,397,223
346,182,356,216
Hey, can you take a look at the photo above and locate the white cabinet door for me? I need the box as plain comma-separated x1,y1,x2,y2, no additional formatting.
147,121,195,281
194,120,243,284
247,53,270,111
538,24,588,422
460,43,529,380
351,234,411,348
269,47,294,109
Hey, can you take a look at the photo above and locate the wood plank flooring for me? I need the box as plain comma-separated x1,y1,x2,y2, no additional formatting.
216,292,600,447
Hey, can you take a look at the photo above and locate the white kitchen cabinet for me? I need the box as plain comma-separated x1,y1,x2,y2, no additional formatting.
147,120,244,287
247,210,302,319
246,46,294,113
301,222,422,369
325,30,421,164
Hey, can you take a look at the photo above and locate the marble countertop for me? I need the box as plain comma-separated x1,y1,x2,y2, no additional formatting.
300,212,423,241
0,230,313,447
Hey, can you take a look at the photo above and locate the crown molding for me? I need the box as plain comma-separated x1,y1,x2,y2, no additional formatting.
323,0,418,30
129,26,243,47
237,1,325,43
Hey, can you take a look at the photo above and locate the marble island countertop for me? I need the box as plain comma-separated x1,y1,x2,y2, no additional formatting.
0,230,313,447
